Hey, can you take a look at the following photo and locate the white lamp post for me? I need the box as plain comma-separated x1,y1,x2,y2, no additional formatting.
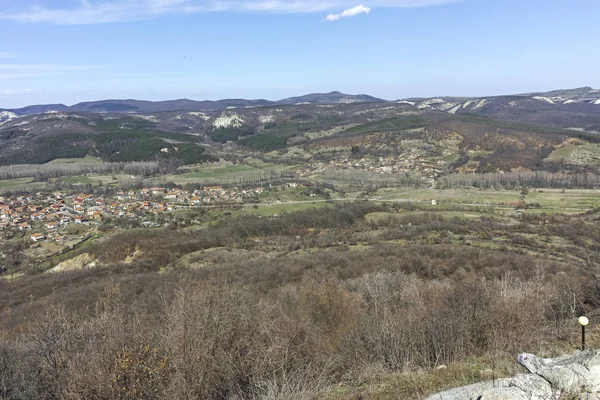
578,316,589,351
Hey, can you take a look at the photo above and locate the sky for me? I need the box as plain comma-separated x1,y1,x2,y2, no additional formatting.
0,0,599,108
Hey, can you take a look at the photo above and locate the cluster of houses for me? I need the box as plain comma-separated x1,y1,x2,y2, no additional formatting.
0,185,266,243
297,153,445,182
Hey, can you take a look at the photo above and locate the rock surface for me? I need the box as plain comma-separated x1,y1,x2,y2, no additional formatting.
46,252,97,273
426,351,600,400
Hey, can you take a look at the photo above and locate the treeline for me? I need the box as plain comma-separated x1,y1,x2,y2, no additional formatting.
0,161,160,180
438,171,600,189
0,130,216,166
209,126,256,143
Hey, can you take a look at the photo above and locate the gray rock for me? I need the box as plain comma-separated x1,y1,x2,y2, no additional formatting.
510,374,553,399
478,387,529,399
427,350,600,400
426,379,512,400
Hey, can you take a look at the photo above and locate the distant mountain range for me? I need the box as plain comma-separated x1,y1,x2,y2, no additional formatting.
0,91,386,117
2,87,600,121
2,86,600,169
1,86,600,133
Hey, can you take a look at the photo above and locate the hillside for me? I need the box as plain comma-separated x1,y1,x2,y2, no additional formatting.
407,86,600,132
1,202,599,399
1,99,597,176
0,113,216,165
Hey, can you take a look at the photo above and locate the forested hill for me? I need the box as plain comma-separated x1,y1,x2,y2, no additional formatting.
1,87,600,172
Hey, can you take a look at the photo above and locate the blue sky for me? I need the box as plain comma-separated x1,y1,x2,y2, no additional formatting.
0,0,598,107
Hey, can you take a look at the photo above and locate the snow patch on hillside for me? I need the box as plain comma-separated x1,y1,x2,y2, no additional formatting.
42,113,69,120
134,114,159,122
187,112,211,120
439,102,458,111
533,96,554,104
564,100,576,104
472,99,487,110
594,99,600,105
0,111,17,125
449,104,462,114
417,98,445,109
212,112,245,129
259,115,275,124
338,98,361,104
397,101,415,106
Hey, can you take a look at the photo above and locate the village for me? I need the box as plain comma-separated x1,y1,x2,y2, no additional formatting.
296,151,446,183
0,185,266,245
0,150,452,250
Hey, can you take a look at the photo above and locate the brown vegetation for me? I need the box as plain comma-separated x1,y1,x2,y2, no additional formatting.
0,203,598,399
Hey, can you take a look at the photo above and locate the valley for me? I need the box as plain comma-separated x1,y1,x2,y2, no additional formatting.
2,88,600,399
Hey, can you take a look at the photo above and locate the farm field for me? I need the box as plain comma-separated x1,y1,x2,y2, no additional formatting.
162,161,301,185
0,177,46,193
373,187,600,213
61,174,135,186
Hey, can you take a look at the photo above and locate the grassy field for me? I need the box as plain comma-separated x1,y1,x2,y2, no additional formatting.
374,188,522,204
46,156,102,164
373,187,600,213
546,143,600,165
165,161,300,186
526,189,600,210
61,174,132,186
0,177,46,193
547,144,579,161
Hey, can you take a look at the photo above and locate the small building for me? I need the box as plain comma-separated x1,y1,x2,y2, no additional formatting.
31,233,46,242
45,222,58,230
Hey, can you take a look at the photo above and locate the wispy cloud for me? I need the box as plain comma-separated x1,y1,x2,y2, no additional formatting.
0,52,17,59
0,63,103,79
1,88,37,96
326,4,370,21
0,0,463,24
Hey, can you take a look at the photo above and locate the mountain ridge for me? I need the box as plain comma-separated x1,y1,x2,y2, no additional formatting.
0,91,387,116
3,86,599,118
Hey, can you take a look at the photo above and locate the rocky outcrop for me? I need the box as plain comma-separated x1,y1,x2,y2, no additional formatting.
427,351,600,400
46,253,97,273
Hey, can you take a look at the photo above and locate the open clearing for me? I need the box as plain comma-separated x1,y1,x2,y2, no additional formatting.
0,177,46,193
547,143,600,165
46,156,103,164
61,174,133,186
165,161,300,185
373,187,600,213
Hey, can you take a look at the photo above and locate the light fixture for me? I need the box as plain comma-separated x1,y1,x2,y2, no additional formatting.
579,316,589,351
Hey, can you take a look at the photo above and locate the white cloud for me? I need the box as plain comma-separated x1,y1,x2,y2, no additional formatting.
0,0,463,24
0,52,16,59
1,88,37,96
325,4,370,21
